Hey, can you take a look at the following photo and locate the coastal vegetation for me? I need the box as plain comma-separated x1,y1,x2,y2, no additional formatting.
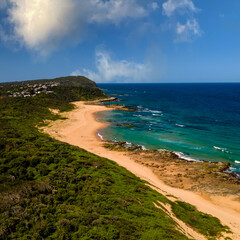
0,77,229,239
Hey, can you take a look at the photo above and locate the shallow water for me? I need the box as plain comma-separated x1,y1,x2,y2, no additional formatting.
96,83,240,174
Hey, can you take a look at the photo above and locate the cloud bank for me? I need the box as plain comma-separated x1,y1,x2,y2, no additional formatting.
0,0,203,54
71,49,165,83
1,0,153,55
0,0,203,56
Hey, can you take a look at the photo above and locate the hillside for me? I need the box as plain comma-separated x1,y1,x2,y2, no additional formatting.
0,76,97,88
0,76,107,100
0,77,228,239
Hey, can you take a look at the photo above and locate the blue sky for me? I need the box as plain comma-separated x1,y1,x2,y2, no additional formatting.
0,0,240,83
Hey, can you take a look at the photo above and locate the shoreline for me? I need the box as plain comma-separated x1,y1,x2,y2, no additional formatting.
43,101,240,239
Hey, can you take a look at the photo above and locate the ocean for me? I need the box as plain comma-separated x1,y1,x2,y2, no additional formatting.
96,83,240,175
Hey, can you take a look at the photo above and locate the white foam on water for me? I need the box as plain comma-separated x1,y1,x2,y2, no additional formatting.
175,124,185,127
150,110,162,114
224,167,239,176
142,108,150,112
235,160,240,164
137,107,162,114
174,151,201,162
213,146,230,153
97,133,104,140
125,142,132,147
141,145,147,150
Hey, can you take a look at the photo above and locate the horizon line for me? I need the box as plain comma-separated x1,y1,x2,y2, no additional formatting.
96,82,240,84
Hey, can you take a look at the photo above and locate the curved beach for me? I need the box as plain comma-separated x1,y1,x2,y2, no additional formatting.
43,101,240,239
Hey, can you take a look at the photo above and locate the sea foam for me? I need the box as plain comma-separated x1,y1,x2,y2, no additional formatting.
213,146,230,153
175,124,185,128
97,133,104,140
174,151,201,162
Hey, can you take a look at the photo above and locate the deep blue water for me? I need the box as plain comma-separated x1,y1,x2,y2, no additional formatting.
96,83,240,174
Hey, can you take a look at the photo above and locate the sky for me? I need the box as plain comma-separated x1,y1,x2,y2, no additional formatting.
0,0,240,83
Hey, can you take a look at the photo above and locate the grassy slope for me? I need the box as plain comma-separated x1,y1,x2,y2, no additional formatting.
0,84,228,239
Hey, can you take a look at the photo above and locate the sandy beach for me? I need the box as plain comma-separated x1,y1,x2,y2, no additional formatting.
43,101,240,239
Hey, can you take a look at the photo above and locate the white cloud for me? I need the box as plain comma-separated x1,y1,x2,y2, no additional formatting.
162,0,197,17
1,0,154,55
71,49,165,83
175,19,202,42
72,50,149,82
7,0,80,55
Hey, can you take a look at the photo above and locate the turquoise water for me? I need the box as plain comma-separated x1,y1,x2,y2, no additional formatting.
96,83,240,175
